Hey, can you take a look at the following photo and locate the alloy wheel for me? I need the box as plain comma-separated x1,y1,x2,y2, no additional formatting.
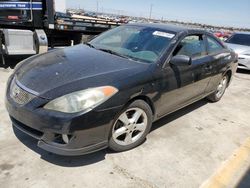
216,76,228,99
112,107,148,146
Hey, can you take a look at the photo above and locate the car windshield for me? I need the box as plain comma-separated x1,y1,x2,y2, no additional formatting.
226,33,250,46
89,25,175,63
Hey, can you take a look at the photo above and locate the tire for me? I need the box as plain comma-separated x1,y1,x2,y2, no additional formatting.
0,34,6,67
207,74,229,102
73,34,82,45
109,100,153,152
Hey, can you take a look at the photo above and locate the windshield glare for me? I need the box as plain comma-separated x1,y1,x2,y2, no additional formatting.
226,34,250,46
90,25,175,63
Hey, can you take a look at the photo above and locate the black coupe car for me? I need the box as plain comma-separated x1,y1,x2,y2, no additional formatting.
5,24,238,156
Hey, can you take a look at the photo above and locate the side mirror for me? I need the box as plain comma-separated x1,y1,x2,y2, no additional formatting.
170,55,192,66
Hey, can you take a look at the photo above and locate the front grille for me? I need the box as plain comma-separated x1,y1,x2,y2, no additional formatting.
10,79,35,105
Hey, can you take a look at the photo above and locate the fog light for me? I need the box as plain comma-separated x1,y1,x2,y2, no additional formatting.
62,134,70,144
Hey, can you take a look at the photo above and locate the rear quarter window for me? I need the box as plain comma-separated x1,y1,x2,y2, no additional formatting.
207,36,224,54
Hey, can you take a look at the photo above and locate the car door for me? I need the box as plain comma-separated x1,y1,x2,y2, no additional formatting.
204,35,231,93
157,34,211,118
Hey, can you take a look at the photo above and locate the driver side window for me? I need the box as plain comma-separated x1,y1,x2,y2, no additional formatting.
173,35,207,59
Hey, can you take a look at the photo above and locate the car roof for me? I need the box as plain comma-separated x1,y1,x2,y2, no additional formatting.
127,23,204,34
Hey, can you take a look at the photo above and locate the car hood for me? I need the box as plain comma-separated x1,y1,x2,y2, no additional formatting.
225,43,250,54
15,45,150,99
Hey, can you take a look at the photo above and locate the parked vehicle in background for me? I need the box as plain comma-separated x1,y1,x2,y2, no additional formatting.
214,31,224,38
214,31,232,41
6,23,238,156
225,32,250,70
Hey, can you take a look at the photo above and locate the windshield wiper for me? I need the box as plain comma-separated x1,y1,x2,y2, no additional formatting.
97,48,130,59
99,48,148,63
86,42,96,49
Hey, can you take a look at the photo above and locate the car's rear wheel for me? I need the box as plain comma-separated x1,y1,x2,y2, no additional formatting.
207,74,229,102
109,100,153,152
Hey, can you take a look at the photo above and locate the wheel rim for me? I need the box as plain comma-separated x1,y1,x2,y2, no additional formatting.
216,76,228,99
112,107,148,146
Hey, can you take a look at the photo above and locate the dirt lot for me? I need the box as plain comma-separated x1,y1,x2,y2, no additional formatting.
0,67,249,188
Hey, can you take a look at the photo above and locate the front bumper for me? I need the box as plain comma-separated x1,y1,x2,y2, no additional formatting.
6,83,122,156
12,116,108,156
38,140,107,156
238,56,250,70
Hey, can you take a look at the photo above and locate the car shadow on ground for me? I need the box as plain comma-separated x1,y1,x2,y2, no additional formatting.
151,99,208,132
13,99,208,167
237,167,250,188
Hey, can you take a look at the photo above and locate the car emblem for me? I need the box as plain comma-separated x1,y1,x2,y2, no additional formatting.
12,86,21,99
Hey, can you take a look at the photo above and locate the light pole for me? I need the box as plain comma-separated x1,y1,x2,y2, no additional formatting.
149,4,153,20
96,1,99,13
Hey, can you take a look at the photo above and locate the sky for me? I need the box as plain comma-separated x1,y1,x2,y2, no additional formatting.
66,0,250,28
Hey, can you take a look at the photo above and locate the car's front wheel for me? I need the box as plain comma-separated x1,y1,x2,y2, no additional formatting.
109,100,153,152
207,74,229,102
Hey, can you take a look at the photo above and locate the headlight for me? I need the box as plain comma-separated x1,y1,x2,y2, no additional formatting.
44,86,118,113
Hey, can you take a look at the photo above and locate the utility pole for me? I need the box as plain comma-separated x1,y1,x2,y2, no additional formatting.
96,1,99,13
149,4,153,20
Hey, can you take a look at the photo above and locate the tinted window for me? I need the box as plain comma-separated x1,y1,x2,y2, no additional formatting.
91,26,175,63
207,36,224,54
174,35,206,58
226,34,250,46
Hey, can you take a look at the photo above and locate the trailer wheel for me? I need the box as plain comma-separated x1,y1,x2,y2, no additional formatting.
0,32,6,67
0,53,5,66
73,34,83,45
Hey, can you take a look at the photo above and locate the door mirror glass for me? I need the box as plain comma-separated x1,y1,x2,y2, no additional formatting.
170,55,192,66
